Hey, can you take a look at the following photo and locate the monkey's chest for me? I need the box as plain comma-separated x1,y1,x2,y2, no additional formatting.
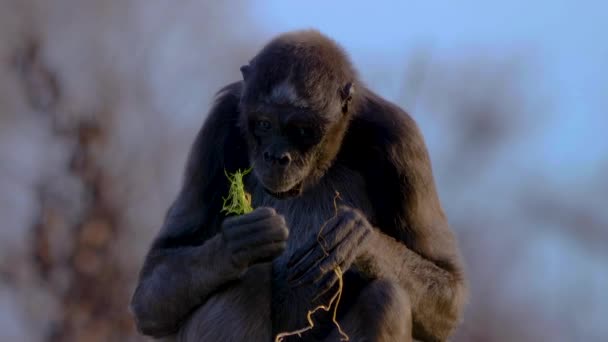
248,166,374,265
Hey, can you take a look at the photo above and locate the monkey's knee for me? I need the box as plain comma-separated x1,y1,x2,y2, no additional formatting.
322,279,412,341
361,279,412,341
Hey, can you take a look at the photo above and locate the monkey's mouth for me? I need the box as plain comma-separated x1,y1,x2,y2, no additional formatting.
253,166,305,199
264,180,303,199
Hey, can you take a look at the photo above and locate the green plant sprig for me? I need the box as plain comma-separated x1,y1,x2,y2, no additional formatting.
221,168,254,215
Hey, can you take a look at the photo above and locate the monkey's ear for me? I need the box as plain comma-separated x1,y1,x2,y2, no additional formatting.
240,65,251,81
340,82,355,113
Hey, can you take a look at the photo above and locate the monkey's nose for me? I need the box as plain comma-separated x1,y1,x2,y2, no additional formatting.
263,151,291,167
277,154,291,166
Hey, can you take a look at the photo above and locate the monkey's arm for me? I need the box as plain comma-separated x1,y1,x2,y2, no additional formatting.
310,97,468,340
356,228,466,341
130,83,251,337
130,232,243,337
356,105,467,341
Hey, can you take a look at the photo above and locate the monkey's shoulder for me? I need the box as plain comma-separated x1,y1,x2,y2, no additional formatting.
352,90,422,149
340,90,431,241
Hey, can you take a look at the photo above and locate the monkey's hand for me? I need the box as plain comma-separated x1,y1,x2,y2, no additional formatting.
286,206,372,297
221,207,289,271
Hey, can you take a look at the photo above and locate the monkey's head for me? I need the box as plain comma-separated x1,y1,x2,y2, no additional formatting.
238,30,358,198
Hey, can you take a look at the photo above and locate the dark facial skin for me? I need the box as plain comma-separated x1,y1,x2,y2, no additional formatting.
244,104,331,197
240,77,354,199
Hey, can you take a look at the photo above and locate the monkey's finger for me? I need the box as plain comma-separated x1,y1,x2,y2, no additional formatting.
286,213,350,267
231,225,289,252
223,214,286,240
288,246,341,287
286,239,316,269
233,241,287,266
319,227,371,274
290,252,339,288
287,250,324,286
287,220,360,284
311,271,340,303
319,215,363,251
337,205,357,216
249,241,287,263
290,224,370,287
223,207,277,226
287,240,334,285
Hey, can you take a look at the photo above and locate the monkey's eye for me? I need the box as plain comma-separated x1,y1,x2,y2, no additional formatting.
297,127,312,138
256,120,272,131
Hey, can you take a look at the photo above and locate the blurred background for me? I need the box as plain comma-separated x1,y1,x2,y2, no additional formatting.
1,0,606,341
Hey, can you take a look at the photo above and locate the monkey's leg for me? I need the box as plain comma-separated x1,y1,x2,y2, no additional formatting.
324,279,412,342
177,263,272,342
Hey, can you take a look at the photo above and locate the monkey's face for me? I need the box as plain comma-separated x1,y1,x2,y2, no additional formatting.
238,56,355,198
243,104,335,198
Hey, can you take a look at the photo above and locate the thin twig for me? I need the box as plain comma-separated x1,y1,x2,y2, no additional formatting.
275,191,349,341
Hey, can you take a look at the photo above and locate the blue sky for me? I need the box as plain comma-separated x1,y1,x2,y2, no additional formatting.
252,0,607,182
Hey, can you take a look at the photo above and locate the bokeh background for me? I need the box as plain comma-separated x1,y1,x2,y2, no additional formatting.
1,1,606,341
